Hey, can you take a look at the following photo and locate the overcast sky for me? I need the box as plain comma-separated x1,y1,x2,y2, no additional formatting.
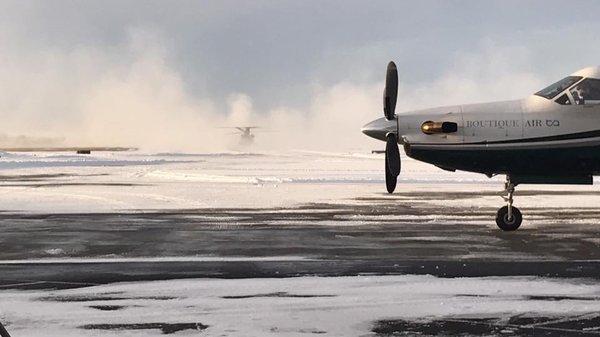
2,0,599,112
0,1,599,150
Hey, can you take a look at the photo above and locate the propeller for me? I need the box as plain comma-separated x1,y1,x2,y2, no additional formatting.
383,61,400,193
383,62,398,121
385,133,400,193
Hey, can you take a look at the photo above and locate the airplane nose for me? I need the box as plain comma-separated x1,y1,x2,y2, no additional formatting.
361,117,397,141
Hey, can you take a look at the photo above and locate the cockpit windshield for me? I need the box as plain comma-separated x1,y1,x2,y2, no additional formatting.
535,76,582,99
570,78,600,105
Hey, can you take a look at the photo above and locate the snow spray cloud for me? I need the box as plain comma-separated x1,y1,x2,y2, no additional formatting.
222,42,545,152
0,29,226,152
0,29,544,152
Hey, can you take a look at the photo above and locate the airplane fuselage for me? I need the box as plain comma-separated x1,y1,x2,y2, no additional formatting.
402,97,600,180
363,68,600,184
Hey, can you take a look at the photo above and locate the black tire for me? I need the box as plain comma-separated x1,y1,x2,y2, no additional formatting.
495,206,522,231
385,156,397,193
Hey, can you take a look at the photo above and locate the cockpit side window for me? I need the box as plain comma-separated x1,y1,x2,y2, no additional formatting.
535,76,583,99
570,78,600,105
555,93,571,105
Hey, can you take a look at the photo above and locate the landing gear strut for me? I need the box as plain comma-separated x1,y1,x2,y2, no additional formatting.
496,177,522,231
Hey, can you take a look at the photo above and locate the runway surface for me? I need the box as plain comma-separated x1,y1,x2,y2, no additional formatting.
0,198,600,288
0,151,598,336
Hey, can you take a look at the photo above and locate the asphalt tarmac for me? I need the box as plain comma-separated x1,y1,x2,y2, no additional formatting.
1,191,600,336
0,191,599,288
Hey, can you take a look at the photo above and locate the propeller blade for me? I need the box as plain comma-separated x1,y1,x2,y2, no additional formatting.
385,152,398,194
383,61,398,120
386,134,401,176
385,133,401,193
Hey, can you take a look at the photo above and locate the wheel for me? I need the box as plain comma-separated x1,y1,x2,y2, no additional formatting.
495,206,522,231
385,156,397,193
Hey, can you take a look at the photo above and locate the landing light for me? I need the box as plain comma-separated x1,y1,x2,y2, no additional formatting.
421,121,458,135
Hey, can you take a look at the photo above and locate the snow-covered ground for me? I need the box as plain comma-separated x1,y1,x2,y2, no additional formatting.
2,275,600,336
0,150,598,213
1,150,600,337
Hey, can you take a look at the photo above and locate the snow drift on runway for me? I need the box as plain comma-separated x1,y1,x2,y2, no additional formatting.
2,275,600,336
0,149,598,213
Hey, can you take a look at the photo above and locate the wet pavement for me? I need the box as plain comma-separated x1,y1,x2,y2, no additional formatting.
372,315,600,336
0,191,599,336
0,191,598,288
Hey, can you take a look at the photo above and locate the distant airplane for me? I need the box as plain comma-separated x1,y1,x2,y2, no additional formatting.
220,126,261,146
363,62,600,231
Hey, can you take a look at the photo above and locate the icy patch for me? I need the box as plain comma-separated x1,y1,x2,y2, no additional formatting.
180,215,250,221
0,159,179,170
145,170,289,184
0,150,597,213
2,275,600,337
43,249,65,256
334,214,491,221
0,256,311,265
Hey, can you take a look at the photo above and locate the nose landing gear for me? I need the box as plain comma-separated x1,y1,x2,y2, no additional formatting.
496,178,522,231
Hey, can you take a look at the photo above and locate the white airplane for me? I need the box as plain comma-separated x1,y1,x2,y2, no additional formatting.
220,126,263,146
362,62,600,231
